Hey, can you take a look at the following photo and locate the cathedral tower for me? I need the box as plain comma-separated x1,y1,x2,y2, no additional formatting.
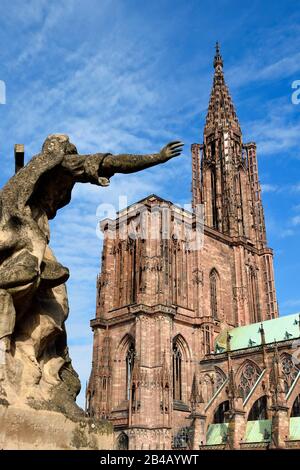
87,44,279,450
192,43,266,246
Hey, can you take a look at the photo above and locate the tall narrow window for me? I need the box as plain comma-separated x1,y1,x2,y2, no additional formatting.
126,343,135,400
173,342,182,401
248,267,260,323
211,168,218,229
203,325,211,355
129,237,137,304
210,269,219,319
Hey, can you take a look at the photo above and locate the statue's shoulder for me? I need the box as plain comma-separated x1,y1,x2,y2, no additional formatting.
0,149,65,214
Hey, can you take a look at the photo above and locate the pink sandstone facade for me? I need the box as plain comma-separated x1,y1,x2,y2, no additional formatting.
86,44,300,450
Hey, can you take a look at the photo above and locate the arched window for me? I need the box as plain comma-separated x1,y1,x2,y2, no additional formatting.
117,432,129,450
202,324,212,355
126,343,135,400
248,395,268,421
238,361,261,401
291,394,300,417
213,400,230,424
173,341,182,401
210,269,219,319
281,353,300,393
211,167,218,229
248,267,260,323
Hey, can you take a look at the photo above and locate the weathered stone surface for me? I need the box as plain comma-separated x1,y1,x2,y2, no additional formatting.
0,405,113,450
0,133,183,417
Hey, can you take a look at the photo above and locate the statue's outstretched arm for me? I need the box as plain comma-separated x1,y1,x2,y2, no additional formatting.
101,141,184,174
63,141,183,187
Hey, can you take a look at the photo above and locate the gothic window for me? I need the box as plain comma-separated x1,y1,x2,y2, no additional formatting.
280,353,299,393
132,382,136,406
102,377,107,392
238,361,261,401
210,269,219,319
213,400,230,424
211,141,216,158
126,343,135,400
248,395,268,421
248,267,260,323
291,395,300,417
173,341,182,401
205,326,210,354
130,239,137,303
202,325,212,355
117,432,129,450
211,167,218,229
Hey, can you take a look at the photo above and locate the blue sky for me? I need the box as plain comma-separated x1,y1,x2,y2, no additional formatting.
0,0,300,407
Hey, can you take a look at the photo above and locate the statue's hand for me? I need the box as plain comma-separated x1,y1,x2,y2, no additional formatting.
159,141,184,161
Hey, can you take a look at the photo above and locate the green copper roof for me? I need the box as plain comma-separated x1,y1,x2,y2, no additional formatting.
206,423,229,445
215,313,300,353
245,420,272,443
289,417,300,441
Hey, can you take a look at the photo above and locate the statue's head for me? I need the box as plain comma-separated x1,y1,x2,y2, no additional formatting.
42,134,77,156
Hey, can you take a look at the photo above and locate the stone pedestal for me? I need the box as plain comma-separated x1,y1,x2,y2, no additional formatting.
0,404,114,450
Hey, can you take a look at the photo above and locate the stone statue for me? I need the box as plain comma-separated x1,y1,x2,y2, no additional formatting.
0,134,183,416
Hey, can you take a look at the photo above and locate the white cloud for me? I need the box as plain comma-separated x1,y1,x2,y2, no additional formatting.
292,184,300,192
291,215,300,226
261,184,279,193
241,97,300,157
14,2,75,66
228,52,300,89
0,0,49,26
278,228,295,238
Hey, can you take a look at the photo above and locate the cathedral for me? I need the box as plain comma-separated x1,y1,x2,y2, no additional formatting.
86,44,300,450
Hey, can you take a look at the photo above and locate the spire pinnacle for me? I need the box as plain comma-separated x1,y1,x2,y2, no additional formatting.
213,41,223,69
204,42,241,133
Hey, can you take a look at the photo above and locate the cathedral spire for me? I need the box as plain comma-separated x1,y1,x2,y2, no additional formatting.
213,41,223,69
205,42,240,134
